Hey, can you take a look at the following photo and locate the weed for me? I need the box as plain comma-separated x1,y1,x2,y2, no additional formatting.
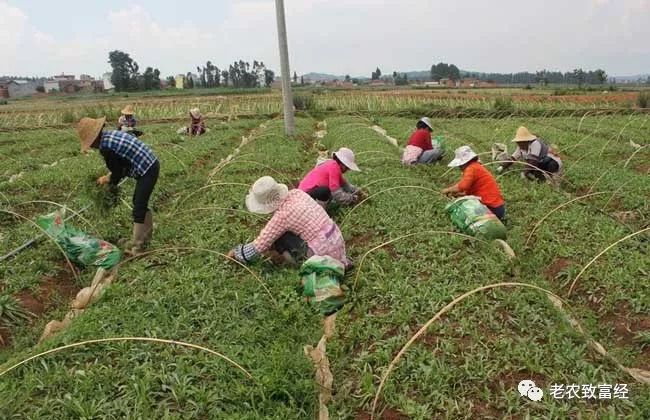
636,91,650,108
293,94,315,111
0,295,32,327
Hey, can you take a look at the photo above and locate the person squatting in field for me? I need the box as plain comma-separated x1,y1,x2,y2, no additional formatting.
442,145,507,221
298,147,364,207
401,117,445,165
117,104,143,137
498,126,563,183
77,117,159,255
228,176,349,268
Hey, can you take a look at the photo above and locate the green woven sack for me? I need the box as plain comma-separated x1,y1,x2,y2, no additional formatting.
445,196,507,240
36,211,122,269
298,256,346,316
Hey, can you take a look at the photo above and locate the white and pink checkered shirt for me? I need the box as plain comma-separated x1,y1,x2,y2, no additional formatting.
253,189,334,252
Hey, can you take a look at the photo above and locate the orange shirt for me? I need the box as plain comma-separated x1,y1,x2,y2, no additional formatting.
456,161,505,208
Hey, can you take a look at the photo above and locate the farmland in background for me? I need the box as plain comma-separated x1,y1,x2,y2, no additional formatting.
0,88,648,418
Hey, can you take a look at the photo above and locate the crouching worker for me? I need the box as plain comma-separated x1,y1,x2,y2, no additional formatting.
498,126,563,183
442,146,506,221
298,147,363,207
77,117,159,255
228,176,349,268
402,117,444,165
117,105,143,137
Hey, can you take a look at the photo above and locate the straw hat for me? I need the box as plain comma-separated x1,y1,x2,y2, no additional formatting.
448,145,478,167
121,104,134,115
76,117,106,152
512,126,537,143
419,117,433,130
190,108,201,119
332,147,360,172
245,176,289,214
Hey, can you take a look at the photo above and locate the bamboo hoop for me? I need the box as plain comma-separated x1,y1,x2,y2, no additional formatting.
353,230,487,290
0,209,80,284
524,192,610,248
172,182,249,214
0,337,252,379
370,281,650,419
566,227,649,296
14,201,98,233
115,246,276,305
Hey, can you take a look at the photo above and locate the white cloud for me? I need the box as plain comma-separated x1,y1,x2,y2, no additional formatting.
0,1,29,74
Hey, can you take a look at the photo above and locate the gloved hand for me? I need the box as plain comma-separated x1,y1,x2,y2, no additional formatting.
96,175,110,186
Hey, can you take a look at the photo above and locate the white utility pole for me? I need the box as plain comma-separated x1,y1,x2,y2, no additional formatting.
275,0,295,136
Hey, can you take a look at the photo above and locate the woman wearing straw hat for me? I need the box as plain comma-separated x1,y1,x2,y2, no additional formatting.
402,117,444,165
227,176,349,267
117,105,143,137
76,117,160,255
442,145,506,221
298,147,363,207
498,126,563,182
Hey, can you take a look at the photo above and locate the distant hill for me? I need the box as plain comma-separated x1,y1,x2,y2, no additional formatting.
302,72,350,82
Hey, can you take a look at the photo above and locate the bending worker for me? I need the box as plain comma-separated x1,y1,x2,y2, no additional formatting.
402,117,444,165
77,117,159,255
298,147,362,206
498,126,563,183
442,145,506,221
228,176,348,267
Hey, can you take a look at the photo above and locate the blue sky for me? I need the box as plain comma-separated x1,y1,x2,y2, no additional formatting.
1,0,649,78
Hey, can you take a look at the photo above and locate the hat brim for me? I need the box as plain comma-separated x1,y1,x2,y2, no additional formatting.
190,111,201,119
512,134,537,143
80,117,106,152
245,184,289,214
121,107,133,115
333,152,361,172
447,152,477,168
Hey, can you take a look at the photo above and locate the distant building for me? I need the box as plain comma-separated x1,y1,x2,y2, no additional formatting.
0,80,37,98
324,80,354,88
175,75,185,89
43,80,60,93
53,73,75,81
79,74,94,81
424,81,440,87
102,73,114,91
370,80,386,87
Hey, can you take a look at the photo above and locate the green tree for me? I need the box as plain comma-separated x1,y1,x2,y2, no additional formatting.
573,68,586,88
371,67,382,80
108,50,139,92
166,75,176,88
293,71,298,83
185,72,194,89
593,69,607,84
264,69,275,87
344,74,351,82
222,70,229,87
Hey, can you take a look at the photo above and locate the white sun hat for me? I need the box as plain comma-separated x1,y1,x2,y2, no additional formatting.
447,145,478,167
245,176,289,214
419,117,433,130
332,147,360,172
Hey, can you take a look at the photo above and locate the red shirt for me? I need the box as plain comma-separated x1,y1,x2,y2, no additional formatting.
457,161,505,208
407,129,432,151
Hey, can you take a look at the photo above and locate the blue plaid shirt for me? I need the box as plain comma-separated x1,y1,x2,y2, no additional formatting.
99,130,157,177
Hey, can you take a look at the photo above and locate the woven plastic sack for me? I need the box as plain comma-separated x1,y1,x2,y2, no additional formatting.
36,211,122,269
445,196,507,240
298,256,345,316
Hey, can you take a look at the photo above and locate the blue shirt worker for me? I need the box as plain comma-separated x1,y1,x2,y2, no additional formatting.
77,117,160,255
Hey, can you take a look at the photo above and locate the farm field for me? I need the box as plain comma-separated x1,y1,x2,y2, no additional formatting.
0,91,649,418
